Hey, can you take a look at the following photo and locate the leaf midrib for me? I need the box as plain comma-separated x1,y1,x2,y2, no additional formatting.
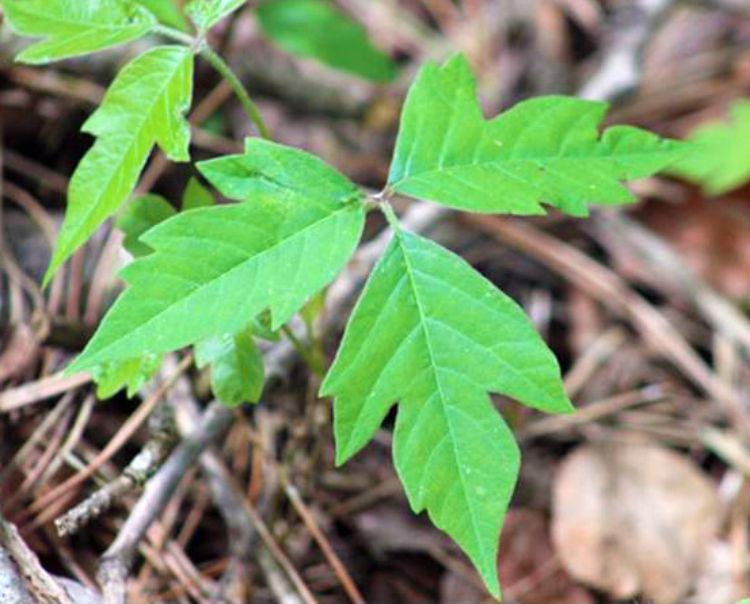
390,147,674,188
396,231,489,573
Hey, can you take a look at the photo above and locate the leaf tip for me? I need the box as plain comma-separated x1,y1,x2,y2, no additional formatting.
41,259,60,290
441,50,472,71
557,396,577,415
333,442,355,468
474,558,501,600
317,376,333,399
269,311,290,333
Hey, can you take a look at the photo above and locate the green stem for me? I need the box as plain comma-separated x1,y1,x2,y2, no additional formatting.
154,25,270,139
282,326,325,376
200,45,271,139
158,23,331,378
380,201,402,231
153,24,195,46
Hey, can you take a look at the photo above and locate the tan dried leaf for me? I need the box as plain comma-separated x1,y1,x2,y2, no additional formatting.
552,439,721,604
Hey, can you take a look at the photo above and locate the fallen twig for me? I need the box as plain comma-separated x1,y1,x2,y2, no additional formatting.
595,212,750,361
25,356,190,522
0,372,90,413
97,402,233,604
55,403,178,537
0,511,88,604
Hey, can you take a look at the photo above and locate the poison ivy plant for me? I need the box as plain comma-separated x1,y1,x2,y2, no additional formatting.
182,177,216,210
67,140,366,373
320,223,571,594
116,179,216,258
44,45,193,284
389,55,683,216
256,0,398,82
5,3,691,595
91,354,163,399
669,99,750,195
1,0,156,64
65,57,681,598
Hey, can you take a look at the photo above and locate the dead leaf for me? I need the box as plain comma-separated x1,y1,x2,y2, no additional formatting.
551,439,721,604
637,193,750,301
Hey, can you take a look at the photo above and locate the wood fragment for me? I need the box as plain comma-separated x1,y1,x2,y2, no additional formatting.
0,512,76,604
55,403,178,537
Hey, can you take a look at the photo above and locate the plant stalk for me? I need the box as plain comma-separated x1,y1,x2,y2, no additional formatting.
200,46,271,139
154,25,271,139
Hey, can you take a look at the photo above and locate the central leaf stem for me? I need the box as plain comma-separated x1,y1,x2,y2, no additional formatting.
199,46,271,139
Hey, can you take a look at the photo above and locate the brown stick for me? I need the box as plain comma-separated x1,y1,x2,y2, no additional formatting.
279,471,365,604
54,404,178,537
0,512,74,604
25,356,191,522
0,372,90,413
97,402,233,604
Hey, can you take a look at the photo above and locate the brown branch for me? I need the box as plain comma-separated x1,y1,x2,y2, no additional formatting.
24,356,192,526
97,402,233,604
0,372,90,413
0,538,35,604
594,212,750,361
1,512,75,604
199,444,318,604
279,471,365,604
54,404,178,538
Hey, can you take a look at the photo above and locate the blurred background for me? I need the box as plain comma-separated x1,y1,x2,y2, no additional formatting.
2,0,750,602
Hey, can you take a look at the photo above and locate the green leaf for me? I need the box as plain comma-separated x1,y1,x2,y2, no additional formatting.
45,45,194,285
117,194,176,257
389,54,685,216
182,177,216,210
2,0,156,64
186,0,245,31
198,138,363,208
300,290,325,328
67,140,365,374
133,0,190,31
195,328,264,405
251,310,280,342
320,229,571,597
256,0,397,82
668,100,750,195
91,353,163,399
